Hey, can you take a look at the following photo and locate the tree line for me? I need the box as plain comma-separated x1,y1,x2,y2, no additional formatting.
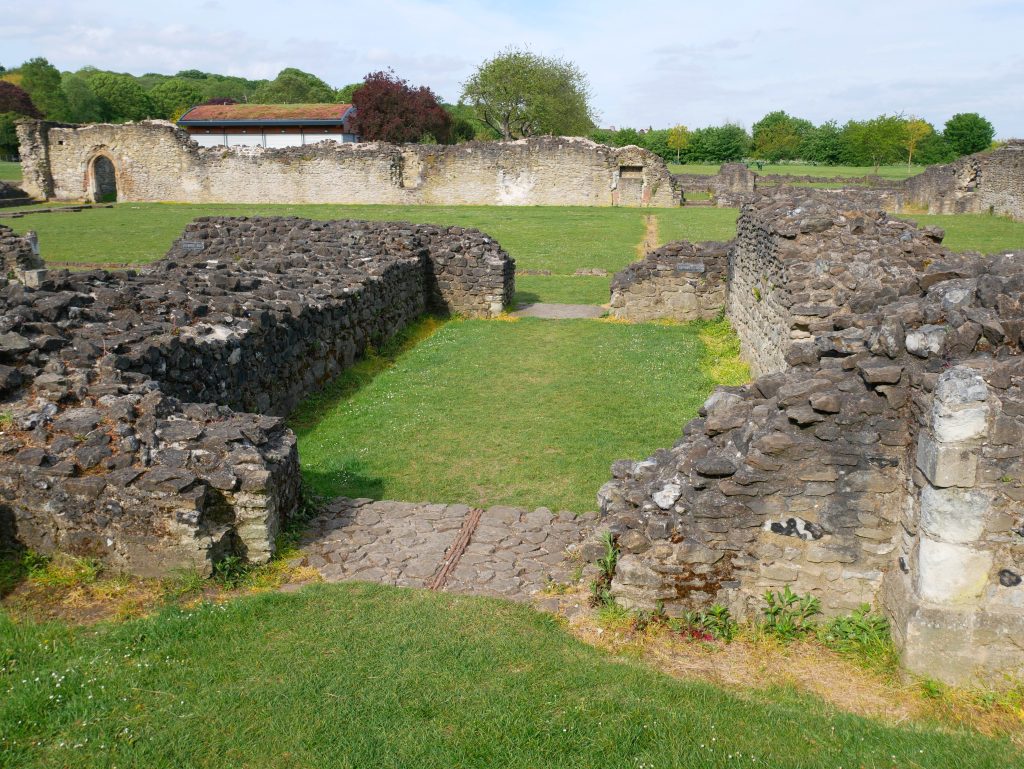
0,53,999,170
594,111,996,170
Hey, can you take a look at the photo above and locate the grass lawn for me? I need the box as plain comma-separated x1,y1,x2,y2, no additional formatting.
5,202,739,305
1,583,1018,769
292,316,747,512
669,162,925,179
900,213,1024,253
0,160,20,181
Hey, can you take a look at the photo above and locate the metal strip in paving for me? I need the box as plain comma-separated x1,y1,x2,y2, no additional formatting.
427,507,483,591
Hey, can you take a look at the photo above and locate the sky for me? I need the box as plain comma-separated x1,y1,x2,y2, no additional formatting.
3,0,1022,137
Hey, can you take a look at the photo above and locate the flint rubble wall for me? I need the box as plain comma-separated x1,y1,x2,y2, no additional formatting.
600,190,1024,684
16,120,680,208
0,216,514,576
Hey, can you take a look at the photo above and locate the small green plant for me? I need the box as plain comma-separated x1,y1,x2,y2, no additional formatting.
676,603,738,641
0,411,13,429
162,568,207,599
212,554,250,590
752,286,762,302
589,531,619,607
762,586,821,640
818,603,897,670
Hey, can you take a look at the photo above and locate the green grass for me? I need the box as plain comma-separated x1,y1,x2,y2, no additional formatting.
658,206,738,244
292,316,747,512
514,275,611,306
0,161,20,181
4,202,739,305
899,213,1024,253
1,583,1018,768
669,163,925,180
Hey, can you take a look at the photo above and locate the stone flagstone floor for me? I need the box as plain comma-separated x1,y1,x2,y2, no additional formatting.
297,498,598,601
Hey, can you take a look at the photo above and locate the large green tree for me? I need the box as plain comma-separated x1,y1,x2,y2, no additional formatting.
19,57,68,119
61,72,104,123
149,78,204,120
751,110,812,161
461,48,595,140
841,115,907,171
943,112,994,156
254,68,335,103
85,71,155,121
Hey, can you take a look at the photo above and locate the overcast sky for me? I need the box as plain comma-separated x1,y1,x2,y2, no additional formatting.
3,0,1022,137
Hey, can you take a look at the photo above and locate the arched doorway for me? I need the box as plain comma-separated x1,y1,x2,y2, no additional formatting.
90,155,117,202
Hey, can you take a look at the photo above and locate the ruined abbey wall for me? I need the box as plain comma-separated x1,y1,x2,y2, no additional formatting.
904,142,1024,221
16,120,680,208
602,192,1024,684
0,217,514,576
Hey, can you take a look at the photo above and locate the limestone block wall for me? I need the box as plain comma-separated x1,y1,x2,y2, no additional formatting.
609,241,728,322
17,120,681,207
597,190,1024,684
0,216,515,576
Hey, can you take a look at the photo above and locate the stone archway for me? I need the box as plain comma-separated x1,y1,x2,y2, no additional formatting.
89,155,118,202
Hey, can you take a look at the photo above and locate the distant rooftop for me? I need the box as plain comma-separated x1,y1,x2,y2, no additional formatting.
178,103,355,125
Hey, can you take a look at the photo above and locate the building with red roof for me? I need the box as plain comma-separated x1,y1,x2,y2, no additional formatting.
177,103,359,148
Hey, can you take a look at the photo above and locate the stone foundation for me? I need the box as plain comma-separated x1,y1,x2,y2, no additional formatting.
609,241,728,322
16,120,680,208
598,190,1024,685
0,217,514,576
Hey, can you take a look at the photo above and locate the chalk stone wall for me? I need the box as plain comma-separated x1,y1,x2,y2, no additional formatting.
598,190,1024,685
0,217,514,576
16,120,681,208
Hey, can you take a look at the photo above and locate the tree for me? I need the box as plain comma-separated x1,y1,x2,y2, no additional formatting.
61,73,104,123
667,125,691,163
149,78,204,120
351,70,451,144
943,112,994,156
751,111,813,161
19,57,68,119
688,124,750,162
0,81,42,118
254,68,334,103
914,131,957,165
461,47,595,140
841,115,906,172
800,120,843,164
904,117,932,167
335,82,363,103
0,81,42,158
85,72,155,121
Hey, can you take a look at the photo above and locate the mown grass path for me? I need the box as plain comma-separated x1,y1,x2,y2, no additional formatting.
292,317,748,512
1,583,1019,768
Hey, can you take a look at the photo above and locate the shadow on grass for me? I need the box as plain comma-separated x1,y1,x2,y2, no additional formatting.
512,290,542,306
299,462,387,502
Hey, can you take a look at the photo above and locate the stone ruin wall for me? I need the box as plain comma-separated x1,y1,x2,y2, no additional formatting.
16,120,681,208
608,241,728,323
602,191,1024,684
674,144,1023,221
0,217,514,577
904,141,1024,221
0,226,43,274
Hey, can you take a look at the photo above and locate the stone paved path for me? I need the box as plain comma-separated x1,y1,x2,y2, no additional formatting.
512,303,605,319
298,498,597,601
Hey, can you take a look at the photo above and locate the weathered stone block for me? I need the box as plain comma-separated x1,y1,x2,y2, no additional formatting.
916,536,992,603
919,485,989,543
915,433,978,488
